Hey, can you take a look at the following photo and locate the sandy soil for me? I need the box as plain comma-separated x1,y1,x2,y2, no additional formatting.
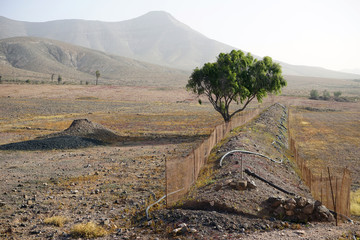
0,84,359,239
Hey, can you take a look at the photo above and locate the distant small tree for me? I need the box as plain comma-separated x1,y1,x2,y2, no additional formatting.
334,91,342,98
25,79,31,84
0,75,2,84
57,75,62,85
322,90,330,100
51,73,55,82
95,70,100,85
310,89,319,100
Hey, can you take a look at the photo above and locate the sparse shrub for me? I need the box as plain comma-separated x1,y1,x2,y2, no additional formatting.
309,89,319,100
80,80,83,85
44,216,68,227
334,91,342,98
57,75,62,85
86,81,89,85
25,79,31,84
0,75,2,84
70,222,108,238
322,90,330,100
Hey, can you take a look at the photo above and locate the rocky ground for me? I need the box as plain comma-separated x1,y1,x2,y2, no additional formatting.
144,104,359,239
0,84,359,239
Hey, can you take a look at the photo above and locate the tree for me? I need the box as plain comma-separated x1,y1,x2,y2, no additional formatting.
187,50,286,122
310,89,319,100
0,75,2,84
334,91,342,98
57,75,62,85
322,90,330,100
51,73,55,82
95,70,100,85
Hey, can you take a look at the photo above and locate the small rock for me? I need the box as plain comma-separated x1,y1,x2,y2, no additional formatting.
235,180,247,190
225,179,233,185
294,230,305,235
30,229,41,234
303,203,315,215
247,180,257,189
173,227,181,233
214,184,222,191
102,219,110,226
285,210,294,216
284,202,296,210
295,197,307,207
189,228,197,233
274,205,285,217
178,223,187,228
268,197,284,208
27,200,33,205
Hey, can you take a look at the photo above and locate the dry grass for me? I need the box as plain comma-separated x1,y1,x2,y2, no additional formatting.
289,102,360,216
70,222,108,238
350,189,360,216
43,216,68,227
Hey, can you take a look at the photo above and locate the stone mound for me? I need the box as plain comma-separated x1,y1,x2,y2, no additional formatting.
65,119,107,134
44,119,122,144
61,119,121,143
0,119,120,150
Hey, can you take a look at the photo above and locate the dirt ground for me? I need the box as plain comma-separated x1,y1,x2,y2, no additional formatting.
0,84,359,239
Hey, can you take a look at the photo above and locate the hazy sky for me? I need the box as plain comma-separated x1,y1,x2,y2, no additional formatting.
1,0,360,72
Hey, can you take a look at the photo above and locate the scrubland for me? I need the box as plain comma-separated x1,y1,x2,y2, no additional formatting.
0,83,359,239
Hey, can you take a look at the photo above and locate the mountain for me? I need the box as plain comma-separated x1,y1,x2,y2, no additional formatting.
1,12,359,79
0,12,234,71
280,62,360,79
0,37,188,86
340,68,360,75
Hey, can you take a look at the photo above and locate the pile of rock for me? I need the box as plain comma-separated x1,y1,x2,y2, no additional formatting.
216,178,257,191
266,196,335,223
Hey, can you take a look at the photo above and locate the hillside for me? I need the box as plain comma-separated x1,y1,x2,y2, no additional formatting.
1,12,360,79
0,37,188,86
0,12,234,70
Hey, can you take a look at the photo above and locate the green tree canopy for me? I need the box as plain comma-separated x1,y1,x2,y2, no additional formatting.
95,70,100,85
310,89,319,99
57,75,62,85
187,50,286,122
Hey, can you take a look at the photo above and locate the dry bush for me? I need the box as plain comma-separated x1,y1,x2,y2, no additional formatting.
44,216,68,227
70,222,108,238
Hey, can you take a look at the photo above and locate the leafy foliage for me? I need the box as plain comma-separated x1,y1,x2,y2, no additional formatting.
322,90,331,100
310,89,319,100
57,75,62,85
95,70,100,85
334,91,342,98
187,50,286,122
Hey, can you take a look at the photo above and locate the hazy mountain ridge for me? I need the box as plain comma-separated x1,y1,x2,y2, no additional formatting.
0,36,188,86
1,12,359,80
0,12,234,70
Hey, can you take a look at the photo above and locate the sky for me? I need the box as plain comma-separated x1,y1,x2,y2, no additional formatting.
1,0,360,73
